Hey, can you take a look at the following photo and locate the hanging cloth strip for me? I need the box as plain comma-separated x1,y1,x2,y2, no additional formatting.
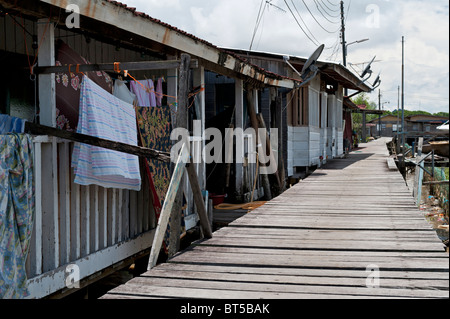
72,76,141,191
130,79,157,107
0,134,35,299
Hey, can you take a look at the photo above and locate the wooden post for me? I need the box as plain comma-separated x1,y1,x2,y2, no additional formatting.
414,138,425,206
257,113,282,192
246,88,272,201
362,110,367,143
235,79,245,198
168,54,191,258
193,66,206,190
275,93,286,192
148,145,189,270
37,18,55,127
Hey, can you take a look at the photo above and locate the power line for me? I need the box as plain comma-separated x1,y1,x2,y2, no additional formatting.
313,0,341,22
301,0,341,34
249,0,267,51
284,0,321,46
290,0,321,44
325,0,339,7
318,0,340,13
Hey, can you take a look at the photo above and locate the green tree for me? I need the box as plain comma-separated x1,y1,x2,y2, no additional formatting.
351,93,378,139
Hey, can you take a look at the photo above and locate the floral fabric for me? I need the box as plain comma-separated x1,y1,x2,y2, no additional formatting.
135,106,172,206
135,106,185,252
55,40,113,131
0,134,35,299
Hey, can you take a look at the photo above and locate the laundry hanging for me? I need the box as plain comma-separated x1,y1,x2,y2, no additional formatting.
55,40,113,131
0,115,26,135
131,79,157,107
136,105,185,252
135,105,172,206
113,79,137,105
72,76,141,191
0,134,35,299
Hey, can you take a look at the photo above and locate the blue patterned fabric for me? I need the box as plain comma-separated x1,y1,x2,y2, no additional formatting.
0,134,35,299
0,115,26,135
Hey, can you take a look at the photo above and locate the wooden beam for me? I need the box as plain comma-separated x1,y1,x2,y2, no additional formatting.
34,59,199,75
25,122,171,163
148,144,189,270
423,181,449,185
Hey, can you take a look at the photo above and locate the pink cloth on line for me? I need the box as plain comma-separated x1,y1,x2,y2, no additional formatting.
130,79,157,107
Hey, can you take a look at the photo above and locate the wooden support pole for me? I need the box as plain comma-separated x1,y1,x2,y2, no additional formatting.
37,18,55,127
168,53,191,258
235,79,245,197
148,145,189,270
275,92,286,192
414,137,424,206
246,89,272,201
257,113,282,191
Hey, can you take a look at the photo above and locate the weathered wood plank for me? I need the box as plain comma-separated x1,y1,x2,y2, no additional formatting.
102,138,449,300
148,144,189,270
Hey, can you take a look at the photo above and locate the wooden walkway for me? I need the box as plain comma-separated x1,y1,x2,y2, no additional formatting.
101,138,449,299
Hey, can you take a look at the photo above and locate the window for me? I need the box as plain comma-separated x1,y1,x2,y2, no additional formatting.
287,87,309,126
309,87,320,127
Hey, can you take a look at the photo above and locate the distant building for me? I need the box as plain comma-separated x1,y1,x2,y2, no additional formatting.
368,114,449,138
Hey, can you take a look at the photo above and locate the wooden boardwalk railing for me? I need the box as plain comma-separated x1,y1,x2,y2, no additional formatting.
101,138,449,299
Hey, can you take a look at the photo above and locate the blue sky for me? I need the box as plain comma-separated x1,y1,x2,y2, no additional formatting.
125,0,449,114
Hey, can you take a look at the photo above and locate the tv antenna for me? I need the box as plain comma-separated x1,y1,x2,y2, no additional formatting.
358,56,376,86
284,44,325,88
372,72,381,90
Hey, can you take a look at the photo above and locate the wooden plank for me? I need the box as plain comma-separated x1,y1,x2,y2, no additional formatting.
25,122,171,163
148,144,189,270
35,59,199,74
145,268,449,290
111,276,448,299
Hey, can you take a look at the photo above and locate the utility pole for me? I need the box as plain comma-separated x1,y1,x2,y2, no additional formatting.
341,1,347,67
401,36,406,159
378,89,382,137
397,85,400,153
